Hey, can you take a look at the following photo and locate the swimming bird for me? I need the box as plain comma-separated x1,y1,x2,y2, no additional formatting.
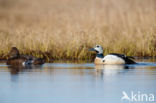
7,47,45,66
89,45,136,65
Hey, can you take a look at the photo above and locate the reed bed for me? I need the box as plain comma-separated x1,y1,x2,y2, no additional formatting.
0,0,156,61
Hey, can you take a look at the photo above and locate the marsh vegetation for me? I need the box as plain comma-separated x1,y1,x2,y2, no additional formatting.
0,0,156,61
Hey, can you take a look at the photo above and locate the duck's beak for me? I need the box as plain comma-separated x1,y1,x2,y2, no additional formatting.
89,48,96,51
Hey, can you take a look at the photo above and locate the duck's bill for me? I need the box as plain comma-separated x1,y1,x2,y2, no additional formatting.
89,48,96,51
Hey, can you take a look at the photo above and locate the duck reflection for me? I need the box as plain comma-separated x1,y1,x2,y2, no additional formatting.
95,65,134,77
95,65,130,69
8,65,43,75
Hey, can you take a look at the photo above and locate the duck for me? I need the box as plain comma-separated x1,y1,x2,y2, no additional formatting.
89,45,136,65
7,47,45,66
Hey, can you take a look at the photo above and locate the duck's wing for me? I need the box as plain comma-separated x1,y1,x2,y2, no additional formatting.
32,58,45,65
20,55,34,60
109,53,136,64
109,53,126,58
109,53,135,59
20,55,45,65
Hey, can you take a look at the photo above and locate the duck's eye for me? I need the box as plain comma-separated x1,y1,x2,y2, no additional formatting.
96,45,99,48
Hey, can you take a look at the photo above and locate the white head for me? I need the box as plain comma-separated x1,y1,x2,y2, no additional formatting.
89,45,103,54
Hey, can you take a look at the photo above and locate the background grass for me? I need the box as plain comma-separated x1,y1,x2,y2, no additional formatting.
0,0,156,61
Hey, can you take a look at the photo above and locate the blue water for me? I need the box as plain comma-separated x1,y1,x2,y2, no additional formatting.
0,61,156,103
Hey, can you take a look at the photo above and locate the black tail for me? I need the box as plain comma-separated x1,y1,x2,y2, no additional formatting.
125,57,136,64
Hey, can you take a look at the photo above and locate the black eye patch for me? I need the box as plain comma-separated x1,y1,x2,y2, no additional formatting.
97,45,99,47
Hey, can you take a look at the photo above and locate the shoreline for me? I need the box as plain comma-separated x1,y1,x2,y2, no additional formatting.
1,56,156,63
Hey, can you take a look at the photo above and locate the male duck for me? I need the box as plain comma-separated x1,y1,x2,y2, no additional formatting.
7,47,45,66
89,45,136,65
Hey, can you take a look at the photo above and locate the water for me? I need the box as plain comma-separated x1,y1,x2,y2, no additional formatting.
0,60,156,103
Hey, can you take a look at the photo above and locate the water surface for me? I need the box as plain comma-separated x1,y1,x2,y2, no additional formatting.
0,60,156,103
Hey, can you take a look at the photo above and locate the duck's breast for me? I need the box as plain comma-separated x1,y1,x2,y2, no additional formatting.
7,59,26,66
94,57,104,65
103,55,125,64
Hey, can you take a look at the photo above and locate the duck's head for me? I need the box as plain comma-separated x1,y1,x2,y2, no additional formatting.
8,47,20,58
89,45,103,54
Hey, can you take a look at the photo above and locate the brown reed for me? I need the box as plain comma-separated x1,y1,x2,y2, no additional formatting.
0,0,156,61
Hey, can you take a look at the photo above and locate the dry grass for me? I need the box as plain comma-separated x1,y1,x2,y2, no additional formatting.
0,0,156,61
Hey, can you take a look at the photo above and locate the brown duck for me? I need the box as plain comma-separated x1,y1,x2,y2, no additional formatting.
7,47,45,66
